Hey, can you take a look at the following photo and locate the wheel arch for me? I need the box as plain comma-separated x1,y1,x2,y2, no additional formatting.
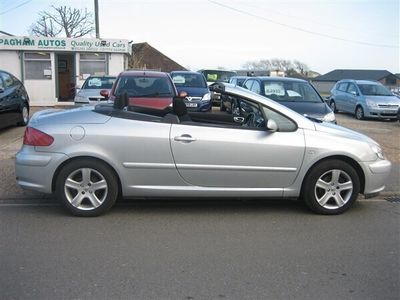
51,156,123,197
301,155,365,195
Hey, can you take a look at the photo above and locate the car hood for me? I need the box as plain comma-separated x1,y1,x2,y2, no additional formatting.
279,101,330,117
76,89,110,98
314,121,377,145
176,87,209,97
365,95,400,104
29,106,111,126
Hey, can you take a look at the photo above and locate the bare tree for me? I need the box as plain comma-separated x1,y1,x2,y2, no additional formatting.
293,60,309,75
30,6,94,38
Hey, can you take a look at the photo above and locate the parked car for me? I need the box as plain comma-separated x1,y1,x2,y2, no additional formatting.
235,77,336,123
74,76,116,104
329,80,400,120
170,71,212,112
16,83,390,217
100,71,178,110
229,76,248,87
0,70,29,130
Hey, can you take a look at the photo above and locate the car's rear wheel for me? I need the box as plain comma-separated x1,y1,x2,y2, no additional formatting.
302,159,360,215
329,100,337,113
55,159,118,217
355,106,364,120
17,104,29,126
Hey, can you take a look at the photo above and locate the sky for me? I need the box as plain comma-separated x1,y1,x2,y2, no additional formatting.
0,0,399,74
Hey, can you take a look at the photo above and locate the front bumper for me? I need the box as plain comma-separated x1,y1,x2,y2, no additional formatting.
365,107,399,119
15,146,68,194
360,159,392,196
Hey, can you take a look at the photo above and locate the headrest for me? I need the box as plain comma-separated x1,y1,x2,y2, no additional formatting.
173,97,187,117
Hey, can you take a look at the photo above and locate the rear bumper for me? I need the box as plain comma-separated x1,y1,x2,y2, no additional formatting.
15,146,68,194
360,159,392,196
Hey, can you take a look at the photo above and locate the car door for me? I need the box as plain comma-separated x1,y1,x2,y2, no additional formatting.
335,82,348,111
0,71,17,128
170,99,305,191
346,83,359,112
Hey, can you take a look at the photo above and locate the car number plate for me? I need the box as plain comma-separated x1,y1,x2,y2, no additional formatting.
185,103,197,107
383,110,395,114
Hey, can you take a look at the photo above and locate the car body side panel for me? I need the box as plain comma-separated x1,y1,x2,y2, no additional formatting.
170,124,306,190
33,117,187,197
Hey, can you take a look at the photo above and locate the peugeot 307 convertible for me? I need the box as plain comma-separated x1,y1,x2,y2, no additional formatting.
15,83,391,216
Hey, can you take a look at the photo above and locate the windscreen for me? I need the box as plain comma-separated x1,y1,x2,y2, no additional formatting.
263,81,322,103
115,76,174,97
357,84,393,96
82,77,115,89
201,70,236,83
171,73,207,88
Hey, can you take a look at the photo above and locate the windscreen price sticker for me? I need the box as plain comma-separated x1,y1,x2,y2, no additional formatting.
264,83,285,96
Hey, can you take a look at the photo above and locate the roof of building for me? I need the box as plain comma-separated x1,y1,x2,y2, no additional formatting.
313,69,395,82
130,42,186,73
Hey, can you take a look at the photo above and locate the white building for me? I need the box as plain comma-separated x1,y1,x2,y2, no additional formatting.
0,35,130,106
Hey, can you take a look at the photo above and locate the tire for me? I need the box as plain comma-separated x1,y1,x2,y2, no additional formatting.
302,159,360,215
329,100,337,113
17,104,29,126
55,158,119,217
355,106,364,120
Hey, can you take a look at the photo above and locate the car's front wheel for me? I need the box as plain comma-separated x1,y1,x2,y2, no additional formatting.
55,158,119,217
355,106,364,120
302,159,360,215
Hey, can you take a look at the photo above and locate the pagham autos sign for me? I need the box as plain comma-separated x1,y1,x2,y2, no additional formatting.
0,36,130,53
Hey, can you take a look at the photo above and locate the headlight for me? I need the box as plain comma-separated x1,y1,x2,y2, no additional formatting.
366,100,378,108
370,143,385,160
202,92,211,101
323,112,336,122
74,95,87,103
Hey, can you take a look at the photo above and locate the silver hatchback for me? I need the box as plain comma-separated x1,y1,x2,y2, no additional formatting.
329,80,400,120
16,83,391,216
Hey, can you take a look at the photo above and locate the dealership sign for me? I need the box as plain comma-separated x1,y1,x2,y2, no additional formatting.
0,36,130,53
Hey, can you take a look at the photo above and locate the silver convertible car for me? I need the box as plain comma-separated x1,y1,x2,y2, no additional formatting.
16,84,391,216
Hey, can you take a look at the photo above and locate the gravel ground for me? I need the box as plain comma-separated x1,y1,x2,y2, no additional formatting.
0,106,398,200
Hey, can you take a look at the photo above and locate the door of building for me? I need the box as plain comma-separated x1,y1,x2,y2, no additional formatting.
56,53,75,101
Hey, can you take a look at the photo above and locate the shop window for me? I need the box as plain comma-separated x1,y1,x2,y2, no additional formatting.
79,53,107,77
24,52,52,80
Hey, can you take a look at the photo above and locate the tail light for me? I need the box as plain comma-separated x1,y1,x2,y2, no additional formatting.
23,127,54,146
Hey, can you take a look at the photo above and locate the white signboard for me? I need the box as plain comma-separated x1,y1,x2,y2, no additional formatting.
0,36,130,53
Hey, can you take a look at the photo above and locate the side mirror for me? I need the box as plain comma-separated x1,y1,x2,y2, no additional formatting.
179,91,188,98
266,119,278,132
100,89,109,99
350,91,358,96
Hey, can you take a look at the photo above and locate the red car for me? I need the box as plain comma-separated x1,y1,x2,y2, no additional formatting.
101,71,177,109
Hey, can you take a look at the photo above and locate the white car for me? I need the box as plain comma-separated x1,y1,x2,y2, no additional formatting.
74,76,116,104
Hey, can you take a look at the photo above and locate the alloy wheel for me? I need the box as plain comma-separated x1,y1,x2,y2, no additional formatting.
314,169,353,209
64,168,108,211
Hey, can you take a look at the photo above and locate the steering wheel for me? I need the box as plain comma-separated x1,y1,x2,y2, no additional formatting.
243,112,266,128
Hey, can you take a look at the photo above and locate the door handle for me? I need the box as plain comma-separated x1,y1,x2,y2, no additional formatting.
234,116,245,123
174,134,197,143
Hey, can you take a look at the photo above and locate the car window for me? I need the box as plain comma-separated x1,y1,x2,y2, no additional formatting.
262,106,297,132
115,76,174,97
357,83,393,96
171,73,207,88
231,96,265,129
347,83,357,94
251,80,261,94
338,82,349,92
82,77,115,89
243,80,253,90
0,72,14,88
263,80,322,103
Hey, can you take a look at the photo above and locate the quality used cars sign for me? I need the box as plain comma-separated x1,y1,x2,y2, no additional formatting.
0,36,130,53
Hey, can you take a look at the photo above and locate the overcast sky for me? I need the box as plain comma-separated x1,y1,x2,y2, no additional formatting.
0,0,399,74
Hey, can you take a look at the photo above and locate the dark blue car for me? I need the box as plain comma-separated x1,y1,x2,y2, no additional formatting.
170,71,212,112
240,77,336,123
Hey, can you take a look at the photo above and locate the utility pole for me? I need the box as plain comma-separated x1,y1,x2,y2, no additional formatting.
94,0,100,38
